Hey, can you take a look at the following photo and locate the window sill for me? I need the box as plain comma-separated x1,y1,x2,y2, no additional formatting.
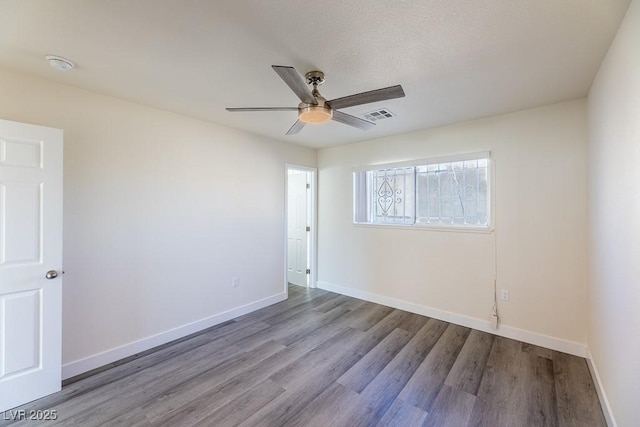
352,223,494,234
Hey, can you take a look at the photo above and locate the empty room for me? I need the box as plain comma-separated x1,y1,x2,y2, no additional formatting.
0,0,638,426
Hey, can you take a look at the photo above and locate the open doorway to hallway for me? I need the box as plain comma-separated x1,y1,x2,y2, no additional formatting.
286,165,316,289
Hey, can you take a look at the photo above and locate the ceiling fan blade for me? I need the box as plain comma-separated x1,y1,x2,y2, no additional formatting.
327,85,405,110
226,107,298,112
286,119,306,135
332,110,375,130
272,65,316,104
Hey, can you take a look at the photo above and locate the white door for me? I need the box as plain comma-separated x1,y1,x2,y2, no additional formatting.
0,119,63,412
287,171,308,287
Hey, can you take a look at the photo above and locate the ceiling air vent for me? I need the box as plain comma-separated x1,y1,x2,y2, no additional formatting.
363,108,395,121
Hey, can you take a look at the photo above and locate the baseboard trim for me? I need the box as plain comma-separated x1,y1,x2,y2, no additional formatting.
62,292,286,380
586,350,617,427
317,281,587,358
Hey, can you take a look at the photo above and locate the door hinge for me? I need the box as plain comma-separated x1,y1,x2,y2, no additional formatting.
306,183,310,189
306,226,310,232
306,269,311,274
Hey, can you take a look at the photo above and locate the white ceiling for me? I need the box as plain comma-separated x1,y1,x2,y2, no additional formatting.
0,0,631,148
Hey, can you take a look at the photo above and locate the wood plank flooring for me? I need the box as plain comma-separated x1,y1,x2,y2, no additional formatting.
0,285,606,426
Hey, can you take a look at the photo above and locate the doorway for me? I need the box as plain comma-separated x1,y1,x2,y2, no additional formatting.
285,165,316,289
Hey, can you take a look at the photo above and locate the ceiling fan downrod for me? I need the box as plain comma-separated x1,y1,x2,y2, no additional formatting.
305,70,325,100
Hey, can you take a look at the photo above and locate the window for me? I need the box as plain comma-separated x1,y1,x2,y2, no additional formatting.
353,152,491,229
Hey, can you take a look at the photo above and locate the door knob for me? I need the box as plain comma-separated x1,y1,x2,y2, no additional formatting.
45,270,59,280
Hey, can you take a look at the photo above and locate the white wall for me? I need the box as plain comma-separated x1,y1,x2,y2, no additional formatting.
318,99,588,351
587,0,640,425
0,68,316,376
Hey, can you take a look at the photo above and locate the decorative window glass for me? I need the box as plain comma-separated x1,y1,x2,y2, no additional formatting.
354,152,491,229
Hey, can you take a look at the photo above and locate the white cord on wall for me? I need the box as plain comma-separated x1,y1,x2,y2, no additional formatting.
490,158,499,329
491,278,499,329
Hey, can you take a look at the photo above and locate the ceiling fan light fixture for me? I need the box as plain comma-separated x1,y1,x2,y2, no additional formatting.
299,105,332,124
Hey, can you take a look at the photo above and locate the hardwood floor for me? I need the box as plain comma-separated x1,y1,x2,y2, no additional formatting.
1,285,606,426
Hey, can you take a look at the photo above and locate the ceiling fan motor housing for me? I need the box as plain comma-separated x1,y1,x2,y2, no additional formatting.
299,71,331,123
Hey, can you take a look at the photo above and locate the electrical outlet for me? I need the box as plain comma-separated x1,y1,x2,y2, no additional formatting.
232,276,240,287
500,289,510,301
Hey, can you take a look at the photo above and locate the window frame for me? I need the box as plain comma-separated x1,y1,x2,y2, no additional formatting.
353,151,493,233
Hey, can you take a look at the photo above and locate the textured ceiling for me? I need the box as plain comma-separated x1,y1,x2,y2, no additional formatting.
0,0,631,148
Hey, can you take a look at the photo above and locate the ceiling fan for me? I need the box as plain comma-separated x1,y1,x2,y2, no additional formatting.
226,65,405,135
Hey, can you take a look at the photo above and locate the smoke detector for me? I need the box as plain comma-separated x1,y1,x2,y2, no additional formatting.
46,55,75,72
